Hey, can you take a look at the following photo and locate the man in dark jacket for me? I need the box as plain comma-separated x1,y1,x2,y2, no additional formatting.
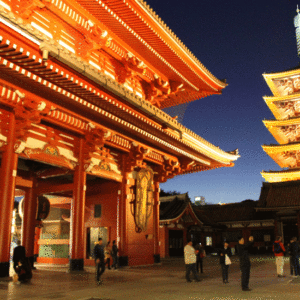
111,240,119,270
12,241,26,272
94,238,105,284
289,237,300,276
219,241,232,283
237,236,254,291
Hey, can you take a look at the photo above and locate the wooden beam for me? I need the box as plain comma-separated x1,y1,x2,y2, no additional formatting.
36,182,74,195
36,168,71,179
48,197,71,205
16,176,33,189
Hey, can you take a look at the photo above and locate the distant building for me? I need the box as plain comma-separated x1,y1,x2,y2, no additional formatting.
194,196,206,206
159,193,222,257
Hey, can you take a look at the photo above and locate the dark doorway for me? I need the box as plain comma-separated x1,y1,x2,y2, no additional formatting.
169,230,183,257
284,223,298,244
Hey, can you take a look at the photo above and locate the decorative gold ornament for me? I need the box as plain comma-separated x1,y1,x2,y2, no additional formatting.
135,167,154,232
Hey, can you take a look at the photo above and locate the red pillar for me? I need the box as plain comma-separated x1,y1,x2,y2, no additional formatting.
22,183,38,268
0,113,18,277
69,138,86,271
118,171,129,266
34,227,41,259
153,182,160,263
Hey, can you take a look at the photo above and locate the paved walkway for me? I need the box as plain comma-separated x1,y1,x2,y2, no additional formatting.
1,256,300,300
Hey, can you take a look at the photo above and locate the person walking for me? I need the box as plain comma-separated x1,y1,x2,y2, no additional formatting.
273,236,286,278
237,236,254,291
184,240,201,283
12,240,26,272
94,238,106,285
195,243,205,274
219,241,232,284
105,241,112,270
15,258,32,283
289,237,300,277
111,240,119,270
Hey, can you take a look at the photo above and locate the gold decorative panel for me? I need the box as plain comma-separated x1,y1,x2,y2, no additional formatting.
135,168,154,232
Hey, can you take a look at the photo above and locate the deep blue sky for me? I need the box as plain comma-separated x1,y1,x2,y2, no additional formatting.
146,0,300,203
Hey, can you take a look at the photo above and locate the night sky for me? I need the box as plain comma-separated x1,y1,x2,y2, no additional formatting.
145,0,300,204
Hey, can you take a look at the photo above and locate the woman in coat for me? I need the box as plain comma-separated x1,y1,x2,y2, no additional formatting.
105,241,112,270
219,241,232,283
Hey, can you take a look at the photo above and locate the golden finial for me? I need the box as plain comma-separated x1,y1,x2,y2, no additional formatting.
297,5,300,14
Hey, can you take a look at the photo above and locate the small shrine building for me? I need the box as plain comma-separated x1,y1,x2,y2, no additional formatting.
159,193,203,258
0,0,240,277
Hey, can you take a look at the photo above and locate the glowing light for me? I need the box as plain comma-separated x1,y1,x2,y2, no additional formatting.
58,40,75,53
31,22,53,39
0,17,40,45
104,70,115,80
89,60,101,70
0,0,10,11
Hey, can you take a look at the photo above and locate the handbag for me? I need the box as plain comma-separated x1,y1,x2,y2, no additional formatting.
12,273,18,283
225,254,231,265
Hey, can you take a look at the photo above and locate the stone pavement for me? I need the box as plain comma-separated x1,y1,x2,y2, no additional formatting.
1,256,300,300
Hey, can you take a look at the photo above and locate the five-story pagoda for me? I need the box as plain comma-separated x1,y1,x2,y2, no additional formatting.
261,7,300,182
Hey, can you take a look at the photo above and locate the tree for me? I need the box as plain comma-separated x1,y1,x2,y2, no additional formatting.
159,189,181,197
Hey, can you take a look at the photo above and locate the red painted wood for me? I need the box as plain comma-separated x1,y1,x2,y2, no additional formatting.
0,113,18,264
69,138,86,261
119,171,129,258
22,184,38,259
37,257,69,264
153,182,160,256
34,227,41,256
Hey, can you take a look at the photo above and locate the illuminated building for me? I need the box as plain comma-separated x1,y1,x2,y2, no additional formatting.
0,0,239,277
257,7,300,242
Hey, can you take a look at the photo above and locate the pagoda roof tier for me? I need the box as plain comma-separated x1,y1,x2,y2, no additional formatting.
263,94,300,120
263,118,300,144
263,68,300,98
262,142,300,168
261,169,300,183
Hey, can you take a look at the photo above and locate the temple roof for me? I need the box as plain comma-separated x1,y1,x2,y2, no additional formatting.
159,193,202,224
257,180,300,208
261,168,300,183
76,0,227,107
194,200,261,223
0,0,240,175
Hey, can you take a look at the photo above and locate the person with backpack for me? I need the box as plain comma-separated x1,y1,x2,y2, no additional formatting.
273,236,286,278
